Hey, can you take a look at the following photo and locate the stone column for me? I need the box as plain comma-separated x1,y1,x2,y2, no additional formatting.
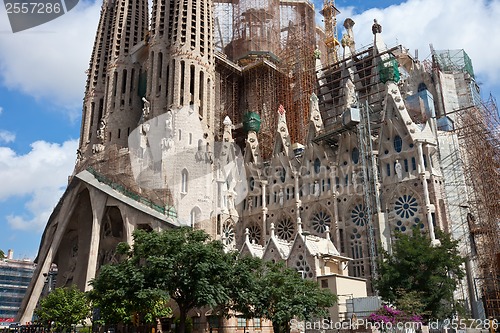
84,189,107,291
417,141,440,246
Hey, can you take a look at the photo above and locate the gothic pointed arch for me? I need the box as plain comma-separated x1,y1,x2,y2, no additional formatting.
190,205,201,224
98,205,126,269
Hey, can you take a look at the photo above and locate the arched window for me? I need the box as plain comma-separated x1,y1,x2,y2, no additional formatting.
351,147,359,164
190,207,201,226
394,135,403,153
314,158,321,174
181,169,188,193
249,177,255,191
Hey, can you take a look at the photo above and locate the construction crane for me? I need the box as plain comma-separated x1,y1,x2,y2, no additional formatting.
320,0,340,66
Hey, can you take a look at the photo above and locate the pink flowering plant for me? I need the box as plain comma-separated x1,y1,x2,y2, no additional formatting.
368,305,423,325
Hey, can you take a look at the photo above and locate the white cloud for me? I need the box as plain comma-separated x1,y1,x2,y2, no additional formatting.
335,0,500,94
0,2,101,116
0,139,78,231
0,130,15,143
0,106,3,114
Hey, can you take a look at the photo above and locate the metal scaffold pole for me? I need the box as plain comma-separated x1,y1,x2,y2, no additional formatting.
357,101,381,290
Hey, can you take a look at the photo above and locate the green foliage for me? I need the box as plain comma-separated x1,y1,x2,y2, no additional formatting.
91,227,233,333
88,249,171,326
374,229,465,320
230,259,337,333
90,228,338,333
0,249,4,259
131,227,233,333
35,286,91,332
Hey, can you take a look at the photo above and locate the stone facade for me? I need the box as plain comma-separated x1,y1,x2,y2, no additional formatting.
17,0,484,326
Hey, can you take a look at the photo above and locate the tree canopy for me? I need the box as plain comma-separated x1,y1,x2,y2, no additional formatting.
230,257,337,333
88,250,171,327
35,286,91,332
374,229,465,320
91,227,233,333
90,227,337,333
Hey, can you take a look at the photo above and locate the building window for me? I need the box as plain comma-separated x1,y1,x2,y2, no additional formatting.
321,279,329,288
404,159,409,172
339,228,345,253
249,177,255,191
351,204,367,227
276,217,294,241
253,318,261,328
279,167,286,182
208,316,219,329
312,211,331,233
237,317,247,328
395,195,418,219
351,147,359,164
394,135,403,153
411,157,417,171
386,164,391,176
190,207,200,226
192,317,200,330
181,169,188,193
314,158,321,174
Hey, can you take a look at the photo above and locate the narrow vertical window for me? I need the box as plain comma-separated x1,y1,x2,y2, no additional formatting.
122,69,127,94
181,169,188,193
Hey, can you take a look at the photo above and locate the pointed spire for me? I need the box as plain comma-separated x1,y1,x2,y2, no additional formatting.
223,116,233,127
324,225,331,240
270,222,275,238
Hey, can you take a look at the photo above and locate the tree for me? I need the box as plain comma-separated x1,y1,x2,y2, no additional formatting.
230,259,337,333
374,229,465,320
35,286,91,332
0,249,4,259
124,227,233,333
88,253,171,328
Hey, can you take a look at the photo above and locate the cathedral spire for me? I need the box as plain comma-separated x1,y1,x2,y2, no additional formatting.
77,0,150,166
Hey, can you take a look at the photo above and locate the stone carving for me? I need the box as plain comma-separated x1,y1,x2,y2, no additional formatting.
96,118,106,140
395,159,403,181
372,19,382,34
142,97,151,120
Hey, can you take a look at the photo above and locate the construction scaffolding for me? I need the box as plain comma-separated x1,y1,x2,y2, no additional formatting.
213,0,320,156
454,95,500,319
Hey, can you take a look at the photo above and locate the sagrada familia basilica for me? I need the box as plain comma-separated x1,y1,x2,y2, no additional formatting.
17,0,500,327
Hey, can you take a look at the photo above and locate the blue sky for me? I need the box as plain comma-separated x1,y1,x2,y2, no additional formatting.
1,0,499,260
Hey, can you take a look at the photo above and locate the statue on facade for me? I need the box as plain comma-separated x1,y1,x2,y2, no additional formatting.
97,118,106,140
142,97,151,120
372,19,382,34
395,159,403,181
